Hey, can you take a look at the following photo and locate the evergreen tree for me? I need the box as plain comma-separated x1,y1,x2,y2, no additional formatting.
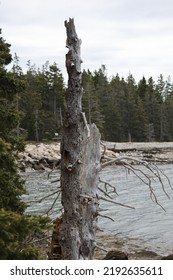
124,74,147,141
106,74,126,141
19,61,43,141
155,75,173,141
82,70,104,133
92,65,110,138
137,76,148,100
142,77,158,141
0,30,25,213
39,61,65,138
20,61,65,141
164,78,173,140
0,30,50,259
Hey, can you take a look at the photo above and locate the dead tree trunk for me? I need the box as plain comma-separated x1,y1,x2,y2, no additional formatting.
59,18,100,259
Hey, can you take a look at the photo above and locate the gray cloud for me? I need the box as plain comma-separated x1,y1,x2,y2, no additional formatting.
1,0,173,82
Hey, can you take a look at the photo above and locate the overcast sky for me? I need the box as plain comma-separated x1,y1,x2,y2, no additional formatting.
1,0,173,82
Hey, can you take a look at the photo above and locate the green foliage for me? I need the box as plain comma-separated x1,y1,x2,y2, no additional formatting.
0,32,26,215
0,99,20,138
0,30,51,259
0,210,50,260
82,68,173,142
82,70,104,133
19,61,65,141
0,29,12,66
0,141,26,213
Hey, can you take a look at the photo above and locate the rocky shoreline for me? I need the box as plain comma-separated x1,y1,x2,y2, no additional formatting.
95,233,173,260
18,141,173,171
18,142,61,171
102,141,173,163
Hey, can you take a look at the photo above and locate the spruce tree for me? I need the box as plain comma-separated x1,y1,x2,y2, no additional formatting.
82,70,104,133
0,30,26,213
0,29,49,260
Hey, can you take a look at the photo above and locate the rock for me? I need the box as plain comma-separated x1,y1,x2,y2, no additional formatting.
47,159,61,169
18,161,26,172
131,250,160,260
39,157,49,167
33,162,45,171
18,143,62,170
161,254,173,260
103,250,128,260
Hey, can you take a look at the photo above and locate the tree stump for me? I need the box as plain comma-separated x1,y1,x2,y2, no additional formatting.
58,18,101,260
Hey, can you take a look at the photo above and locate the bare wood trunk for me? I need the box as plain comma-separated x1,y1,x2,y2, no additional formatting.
59,18,100,260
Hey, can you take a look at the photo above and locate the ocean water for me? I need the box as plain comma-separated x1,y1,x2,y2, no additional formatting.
22,164,173,256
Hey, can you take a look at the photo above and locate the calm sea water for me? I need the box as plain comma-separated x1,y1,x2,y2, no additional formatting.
22,164,173,256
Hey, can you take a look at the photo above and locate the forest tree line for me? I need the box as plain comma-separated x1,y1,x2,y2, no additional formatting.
10,58,173,142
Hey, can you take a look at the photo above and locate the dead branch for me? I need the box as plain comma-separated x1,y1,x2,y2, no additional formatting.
123,162,166,211
99,177,118,195
46,192,61,216
98,208,109,212
101,152,172,211
98,195,135,210
27,189,61,204
97,213,115,222
98,187,113,199
47,208,64,217
155,165,173,190
150,164,172,195
51,178,60,183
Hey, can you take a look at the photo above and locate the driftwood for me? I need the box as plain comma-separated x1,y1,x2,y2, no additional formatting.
103,142,173,158
101,142,173,164
111,148,137,153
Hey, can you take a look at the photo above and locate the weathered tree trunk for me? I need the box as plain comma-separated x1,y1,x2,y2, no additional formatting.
59,18,100,260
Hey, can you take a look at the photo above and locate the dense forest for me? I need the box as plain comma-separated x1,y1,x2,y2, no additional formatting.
7,56,173,143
